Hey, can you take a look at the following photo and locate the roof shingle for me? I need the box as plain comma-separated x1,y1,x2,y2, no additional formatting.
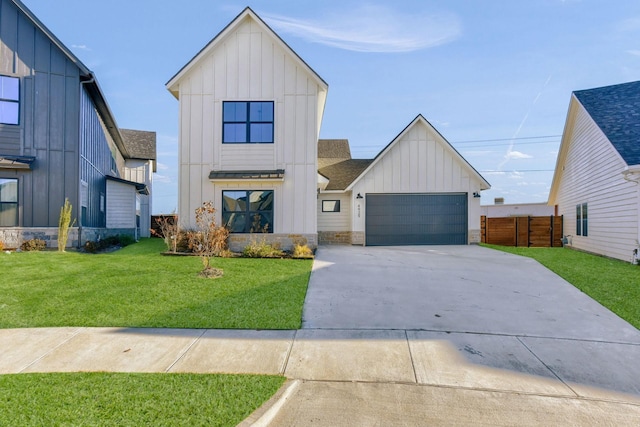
574,80,640,165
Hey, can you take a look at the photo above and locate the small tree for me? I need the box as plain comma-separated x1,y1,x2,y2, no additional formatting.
152,214,179,253
57,198,76,252
188,201,229,278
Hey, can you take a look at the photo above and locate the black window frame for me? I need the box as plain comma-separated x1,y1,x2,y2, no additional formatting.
576,202,588,236
222,190,274,233
0,75,20,126
0,177,18,226
322,200,341,212
222,101,274,144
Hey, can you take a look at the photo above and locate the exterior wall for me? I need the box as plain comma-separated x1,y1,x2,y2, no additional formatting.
0,0,81,227
481,203,555,218
124,159,153,237
554,104,638,262
176,16,320,239
79,87,117,228
350,120,485,244
317,192,352,244
106,180,136,229
0,226,78,249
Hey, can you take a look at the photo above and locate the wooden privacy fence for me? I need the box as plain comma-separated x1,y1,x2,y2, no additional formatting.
481,215,563,247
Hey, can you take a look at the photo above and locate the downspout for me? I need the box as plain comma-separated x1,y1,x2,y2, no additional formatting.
622,165,640,263
77,74,96,248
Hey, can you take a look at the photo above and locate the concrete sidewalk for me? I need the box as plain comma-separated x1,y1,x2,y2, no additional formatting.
2,327,640,425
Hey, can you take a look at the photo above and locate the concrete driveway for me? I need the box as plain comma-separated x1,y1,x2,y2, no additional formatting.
302,245,640,396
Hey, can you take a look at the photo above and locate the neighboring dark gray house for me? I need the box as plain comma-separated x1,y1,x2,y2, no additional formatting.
0,0,156,248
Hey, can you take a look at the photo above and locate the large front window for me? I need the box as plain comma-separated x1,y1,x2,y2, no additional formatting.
0,178,18,226
223,101,273,143
222,190,273,233
0,75,19,125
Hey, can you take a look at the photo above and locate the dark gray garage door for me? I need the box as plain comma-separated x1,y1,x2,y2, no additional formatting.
365,193,468,245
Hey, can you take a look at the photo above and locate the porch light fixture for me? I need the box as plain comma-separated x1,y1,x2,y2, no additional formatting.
356,193,363,199
473,192,481,198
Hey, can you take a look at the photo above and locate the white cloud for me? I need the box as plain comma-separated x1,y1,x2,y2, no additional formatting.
263,5,461,53
506,150,532,160
627,49,640,56
510,171,524,179
153,174,174,184
156,162,169,171
482,171,506,176
72,44,91,51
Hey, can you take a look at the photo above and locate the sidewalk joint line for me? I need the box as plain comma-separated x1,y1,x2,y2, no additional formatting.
404,330,418,384
516,335,579,398
19,327,84,373
164,329,207,373
281,329,297,375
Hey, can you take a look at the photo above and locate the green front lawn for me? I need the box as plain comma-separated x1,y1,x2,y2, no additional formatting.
0,239,312,329
0,373,284,426
483,244,640,329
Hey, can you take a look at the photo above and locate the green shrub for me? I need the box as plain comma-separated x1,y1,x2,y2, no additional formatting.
84,234,135,253
21,238,46,252
242,238,284,258
292,244,314,259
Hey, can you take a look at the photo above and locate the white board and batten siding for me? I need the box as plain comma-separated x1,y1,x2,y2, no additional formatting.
553,102,638,262
173,13,324,234
349,118,486,240
317,193,351,232
106,180,136,229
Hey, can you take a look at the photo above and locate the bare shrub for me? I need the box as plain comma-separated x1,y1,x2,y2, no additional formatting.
152,214,179,252
187,201,230,277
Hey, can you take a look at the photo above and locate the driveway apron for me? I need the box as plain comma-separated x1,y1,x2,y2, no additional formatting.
302,245,640,396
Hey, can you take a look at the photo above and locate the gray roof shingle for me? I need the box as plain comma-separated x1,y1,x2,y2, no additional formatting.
120,129,157,161
318,159,372,191
574,80,640,165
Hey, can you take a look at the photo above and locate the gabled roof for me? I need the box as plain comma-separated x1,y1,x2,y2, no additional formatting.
318,159,373,191
345,114,490,191
166,7,328,98
318,139,353,169
120,129,157,171
548,80,640,205
10,0,132,159
573,80,640,165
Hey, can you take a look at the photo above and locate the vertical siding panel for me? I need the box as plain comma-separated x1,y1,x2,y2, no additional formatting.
262,39,273,99
33,72,48,149
16,13,34,74
249,31,261,98
33,31,49,72
283,95,295,164
49,74,65,150
50,46,65,75
48,150,64,219
427,139,436,191
202,95,214,164
226,35,239,98
22,76,33,154
294,95,306,164
0,0,17,73
32,148,48,224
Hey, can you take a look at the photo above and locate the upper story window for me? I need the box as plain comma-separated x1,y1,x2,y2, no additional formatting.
223,101,273,143
0,76,19,125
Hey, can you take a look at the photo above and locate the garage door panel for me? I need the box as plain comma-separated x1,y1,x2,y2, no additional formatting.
366,193,467,246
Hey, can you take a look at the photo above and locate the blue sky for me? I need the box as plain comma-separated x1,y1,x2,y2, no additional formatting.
23,0,640,213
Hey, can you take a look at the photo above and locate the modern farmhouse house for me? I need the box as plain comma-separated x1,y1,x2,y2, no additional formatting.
549,80,640,262
167,7,489,249
0,0,156,248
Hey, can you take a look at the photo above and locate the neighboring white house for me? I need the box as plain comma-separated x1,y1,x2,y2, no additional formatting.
548,80,640,262
167,7,490,249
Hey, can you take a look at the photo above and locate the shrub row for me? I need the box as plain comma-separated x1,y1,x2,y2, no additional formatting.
84,234,136,253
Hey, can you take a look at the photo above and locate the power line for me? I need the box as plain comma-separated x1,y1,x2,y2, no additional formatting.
479,169,555,173
452,135,562,144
